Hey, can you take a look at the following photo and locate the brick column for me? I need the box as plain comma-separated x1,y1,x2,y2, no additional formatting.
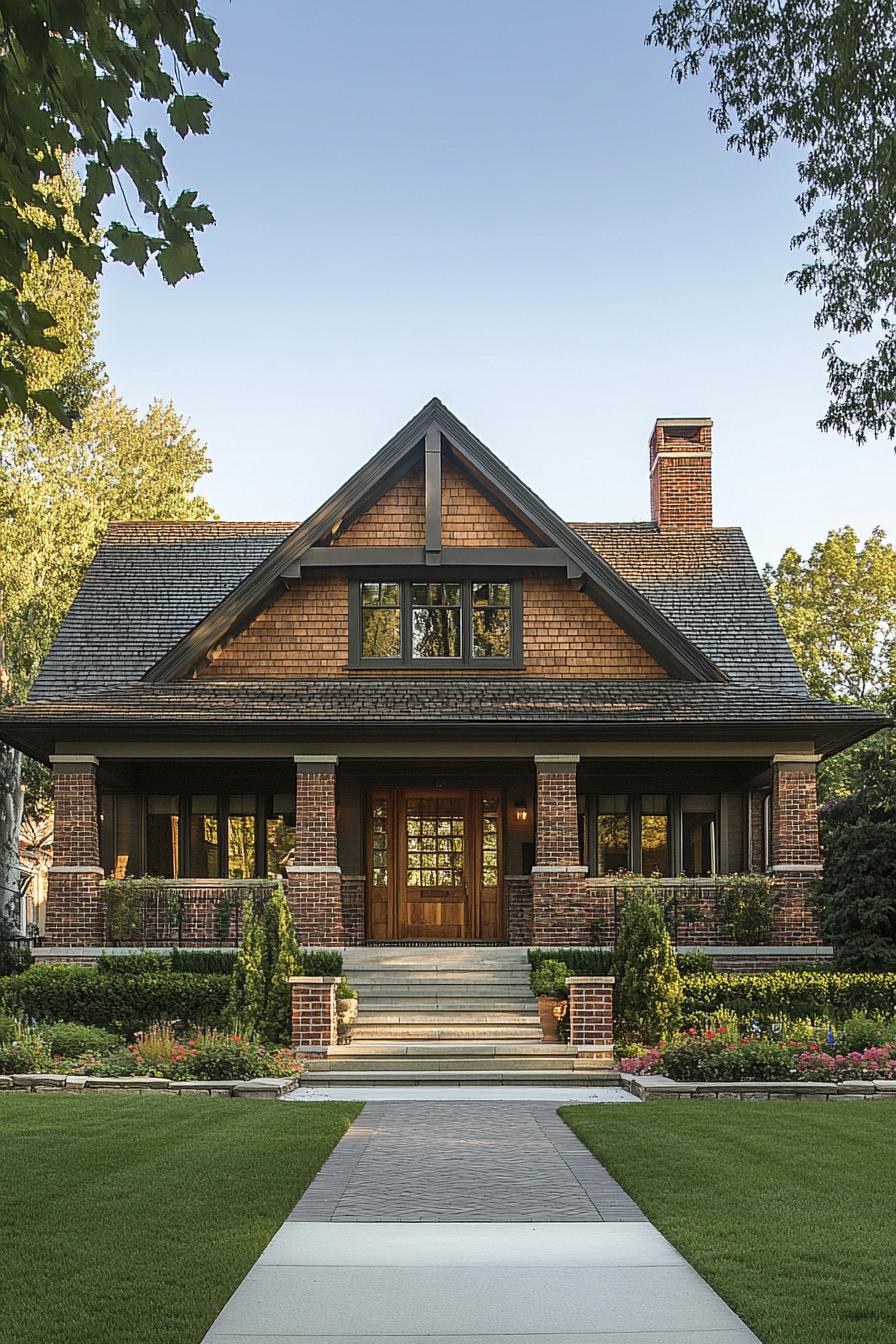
770,757,822,872
44,755,104,946
531,755,589,945
289,975,338,1049
286,756,345,945
567,976,614,1057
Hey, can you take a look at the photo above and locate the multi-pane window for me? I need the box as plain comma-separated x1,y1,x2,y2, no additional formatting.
352,578,520,666
405,799,465,888
101,793,297,880
640,794,670,877
371,799,389,887
481,797,500,886
472,583,511,658
596,794,630,875
146,795,179,878
681,794,718,877
361,582,402,658
412,582,461,658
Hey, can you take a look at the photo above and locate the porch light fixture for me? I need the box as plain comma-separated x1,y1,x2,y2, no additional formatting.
514,800,529,823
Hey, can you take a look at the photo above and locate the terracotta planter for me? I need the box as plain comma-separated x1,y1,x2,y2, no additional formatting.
537,995,562,1043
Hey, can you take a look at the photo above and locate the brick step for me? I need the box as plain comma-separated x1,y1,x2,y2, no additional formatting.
298,1069,616,1087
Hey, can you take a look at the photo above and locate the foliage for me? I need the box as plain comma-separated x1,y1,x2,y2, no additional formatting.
101,876,177,944
530,958,570,998
614,883,683,1044
0,4,225,419
0,914,33,976
649,1,896,444
1,963,229,1035
335,976,358,1001
675,949,714,975
225,899,266,1037
0,1016,52,1071
42,1021,121,1058
95,951,172,976
260,886,302,1045
527,947,614,976
716,874,776,944
814,738,896,967
680,969,896,1028
56,1024,304,1082
302,949,344,977
835,1013,896,1053
171,949,237,975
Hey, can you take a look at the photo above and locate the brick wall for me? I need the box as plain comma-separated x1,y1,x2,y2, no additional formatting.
45,765,104,947
505,875,534,944
289,976,338,1049
341,875,366,946
197,569,664,679
534,765,580,866
650,422,712,531
287,760,344,945
772,765,821,869
567,977,614,1054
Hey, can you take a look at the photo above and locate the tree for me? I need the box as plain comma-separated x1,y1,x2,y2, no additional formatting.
0,169,214,921
814,738,896,969
0,2,226,421
614,883,683,1045
226,887,301,1044
648,2,896,444
764,526,895,795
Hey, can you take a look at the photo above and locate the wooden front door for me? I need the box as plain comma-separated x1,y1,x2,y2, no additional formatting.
367,788,503,941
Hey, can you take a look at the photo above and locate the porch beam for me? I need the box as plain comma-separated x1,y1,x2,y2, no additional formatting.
424,426,442,563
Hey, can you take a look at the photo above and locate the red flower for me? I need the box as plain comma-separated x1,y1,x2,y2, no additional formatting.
232,1035,241,1043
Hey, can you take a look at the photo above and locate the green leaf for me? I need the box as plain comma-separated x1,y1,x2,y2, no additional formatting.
169,94,212,139
106,224,158,273
156,235,203,286
30,387,73,427
0,364,29,411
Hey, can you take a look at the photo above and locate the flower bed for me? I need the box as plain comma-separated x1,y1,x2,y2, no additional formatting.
0,1016,302,1083
620,1019,896,1083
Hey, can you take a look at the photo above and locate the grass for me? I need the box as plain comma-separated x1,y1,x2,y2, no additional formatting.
0,1093,361,1344
562,1101,896,1344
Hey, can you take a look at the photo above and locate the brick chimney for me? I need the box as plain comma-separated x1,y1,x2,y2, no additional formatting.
649,417,713,530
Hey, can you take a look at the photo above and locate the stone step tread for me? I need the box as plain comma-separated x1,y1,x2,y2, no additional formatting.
306,1060,583,1073
299,1069,615,1086
352,1029,544,1040
317,1043,578,1056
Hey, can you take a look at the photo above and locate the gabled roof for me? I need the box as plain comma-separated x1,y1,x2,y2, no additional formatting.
142,399,724,684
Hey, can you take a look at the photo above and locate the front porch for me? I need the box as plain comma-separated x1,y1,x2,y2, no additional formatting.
42,744,827,956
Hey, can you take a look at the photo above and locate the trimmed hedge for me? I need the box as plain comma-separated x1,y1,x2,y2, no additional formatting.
171,949,237,975
303,950,343,977
1,965,230,1035
681,971,896,1027
527,948,613,976
93,948,340,977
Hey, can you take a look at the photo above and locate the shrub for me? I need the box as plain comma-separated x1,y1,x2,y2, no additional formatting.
42,1022,121,1057
716,874,777,944
661,1034,795,1082
614,883,682,1045
835,1014,896,1052
680,970,896,1029
226,899,266,1033
815,739,896,969
95,951,172,976
170,949,237,975
261,886,301,1044
0,915,32,977
530,958,569,998
64,1047,139,1076
0,1019,52,1072
676,950,714,976
527,948,613,976
120,1025,302,1081
303,949,343,977
335,977,357,1001
1,964,230,1035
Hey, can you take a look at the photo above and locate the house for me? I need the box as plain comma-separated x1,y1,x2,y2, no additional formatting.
0,399,886,967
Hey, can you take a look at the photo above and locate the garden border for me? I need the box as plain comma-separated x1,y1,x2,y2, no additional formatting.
619,1072,896,1102
0,1072,301,1098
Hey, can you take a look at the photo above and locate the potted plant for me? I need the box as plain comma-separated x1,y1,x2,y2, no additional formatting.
335,978,359,1043
530,959,569,1043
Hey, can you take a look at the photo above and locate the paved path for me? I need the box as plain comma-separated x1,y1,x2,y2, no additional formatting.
202,1100,761,1343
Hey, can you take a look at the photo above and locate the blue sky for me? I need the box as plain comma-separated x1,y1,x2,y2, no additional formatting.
96,0,894,568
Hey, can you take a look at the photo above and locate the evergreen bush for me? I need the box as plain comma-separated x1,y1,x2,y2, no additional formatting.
1,964,230,1035
614,883,683,1044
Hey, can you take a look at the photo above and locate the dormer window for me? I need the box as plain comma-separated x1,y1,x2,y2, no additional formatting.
350,577,522,668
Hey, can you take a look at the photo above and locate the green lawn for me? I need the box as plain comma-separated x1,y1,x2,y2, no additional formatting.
1,1094,361,1344
562,1102,896,1344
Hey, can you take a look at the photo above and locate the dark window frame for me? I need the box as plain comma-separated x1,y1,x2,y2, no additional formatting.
349,575,523,669
580,791,723,878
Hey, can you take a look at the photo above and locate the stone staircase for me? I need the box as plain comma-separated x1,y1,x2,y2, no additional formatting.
298,946,615,1087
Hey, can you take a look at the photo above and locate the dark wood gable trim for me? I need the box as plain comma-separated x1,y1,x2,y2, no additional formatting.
143,398,726,685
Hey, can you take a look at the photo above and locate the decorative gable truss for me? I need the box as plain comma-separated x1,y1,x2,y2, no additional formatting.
144,399,726,684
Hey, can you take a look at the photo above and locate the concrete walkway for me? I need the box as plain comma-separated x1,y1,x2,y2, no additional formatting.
202,1101,760,1342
